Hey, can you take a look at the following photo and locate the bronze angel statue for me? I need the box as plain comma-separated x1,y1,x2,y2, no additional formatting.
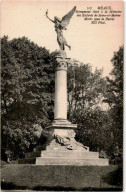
46,6,76,50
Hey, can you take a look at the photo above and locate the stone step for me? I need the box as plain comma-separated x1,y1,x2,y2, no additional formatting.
41,151,99,159
18,157,109,166
46,145,90,152
25,150,99,159
36,157,109,166
46,146,68,151
18,158,36,164
25,151,41,158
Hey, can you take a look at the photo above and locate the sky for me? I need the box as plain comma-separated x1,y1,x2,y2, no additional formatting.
0,0,124,76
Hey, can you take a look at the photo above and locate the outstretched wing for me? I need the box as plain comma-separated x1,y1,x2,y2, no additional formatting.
61,6,76,28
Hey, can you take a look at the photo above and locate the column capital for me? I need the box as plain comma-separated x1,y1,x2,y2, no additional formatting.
55,50,71,71
55,57,71,71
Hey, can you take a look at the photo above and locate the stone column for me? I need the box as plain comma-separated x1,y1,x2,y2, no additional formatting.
54,51,70,122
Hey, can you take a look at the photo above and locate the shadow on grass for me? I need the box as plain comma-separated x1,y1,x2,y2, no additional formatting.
1,182,28,191
102,165,123,186
33,186,122,192
1,182,122,192
33,186,76,191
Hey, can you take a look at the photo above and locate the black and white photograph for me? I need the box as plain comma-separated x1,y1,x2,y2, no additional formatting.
1,0,124,192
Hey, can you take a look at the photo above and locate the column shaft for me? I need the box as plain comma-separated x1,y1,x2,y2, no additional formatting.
54,70,67,120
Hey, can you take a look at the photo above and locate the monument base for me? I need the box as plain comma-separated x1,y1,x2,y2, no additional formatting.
18,121,109,166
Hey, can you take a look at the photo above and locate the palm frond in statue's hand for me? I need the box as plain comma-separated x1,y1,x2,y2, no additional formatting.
45,9,48,17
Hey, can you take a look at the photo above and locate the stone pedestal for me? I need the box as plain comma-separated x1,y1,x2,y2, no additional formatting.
18,122,109,165
18,50,109,166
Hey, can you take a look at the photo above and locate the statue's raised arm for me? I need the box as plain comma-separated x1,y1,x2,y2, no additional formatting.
45,9,55,23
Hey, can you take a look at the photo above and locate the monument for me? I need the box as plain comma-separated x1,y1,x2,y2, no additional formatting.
18,7,109,166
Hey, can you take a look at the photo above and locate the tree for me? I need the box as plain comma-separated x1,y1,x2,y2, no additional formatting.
67,60,110,153
1,36,55,159
67,47,123,163
67,61,107,118
103,46,123,156
71,107,113,154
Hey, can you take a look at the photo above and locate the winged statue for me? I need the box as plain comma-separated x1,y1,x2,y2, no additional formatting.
46,6,76,50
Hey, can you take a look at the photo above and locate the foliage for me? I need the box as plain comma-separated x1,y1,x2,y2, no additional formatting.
68,62,107,112
103,46,123,159
67,62,110,152
67,47,123,162
1,36,55,159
